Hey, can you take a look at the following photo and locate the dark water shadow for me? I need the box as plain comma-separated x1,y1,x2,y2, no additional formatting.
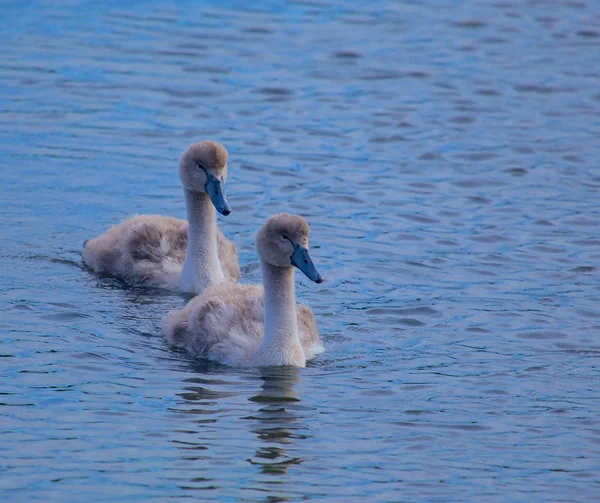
244,367,307,476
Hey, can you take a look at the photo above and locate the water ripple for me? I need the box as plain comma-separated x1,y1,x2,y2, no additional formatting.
1,0,599,501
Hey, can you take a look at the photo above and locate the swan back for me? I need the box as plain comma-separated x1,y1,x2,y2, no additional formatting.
83,214,239,289
163,283,322,366
83,215,187,289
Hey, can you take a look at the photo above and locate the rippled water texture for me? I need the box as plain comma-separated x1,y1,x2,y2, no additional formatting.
1,0,600,501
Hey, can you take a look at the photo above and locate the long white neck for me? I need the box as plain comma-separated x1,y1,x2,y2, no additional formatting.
179,189,224,293
255,262,305,367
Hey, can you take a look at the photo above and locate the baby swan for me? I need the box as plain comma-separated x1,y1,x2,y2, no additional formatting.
163,214,324,367
82,141,240,293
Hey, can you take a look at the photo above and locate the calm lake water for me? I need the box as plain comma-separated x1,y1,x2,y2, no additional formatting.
1,0,599,501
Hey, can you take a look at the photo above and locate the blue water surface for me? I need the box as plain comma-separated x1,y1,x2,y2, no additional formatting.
1,0,599,501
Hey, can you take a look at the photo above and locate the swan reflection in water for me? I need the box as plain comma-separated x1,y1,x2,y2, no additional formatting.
245,366,308,475
170,362,312,496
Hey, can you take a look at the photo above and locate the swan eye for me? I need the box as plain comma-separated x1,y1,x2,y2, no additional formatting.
282,233,289,241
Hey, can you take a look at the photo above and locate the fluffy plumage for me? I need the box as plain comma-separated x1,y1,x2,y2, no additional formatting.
163,214,323,367
82,214,239,289
163,282,322,366
82,141,239,292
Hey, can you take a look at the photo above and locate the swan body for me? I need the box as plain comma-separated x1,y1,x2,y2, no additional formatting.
163,214,324,367
82,214,239,290
82,141,239,293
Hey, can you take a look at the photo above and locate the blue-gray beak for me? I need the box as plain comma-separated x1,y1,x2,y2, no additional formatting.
290,244,323,284
204,173,231,216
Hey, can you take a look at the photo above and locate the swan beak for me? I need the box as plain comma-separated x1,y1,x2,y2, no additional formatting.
291,245,323,284
205,174,232,216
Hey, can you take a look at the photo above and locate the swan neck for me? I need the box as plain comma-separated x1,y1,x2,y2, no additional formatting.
260,262,300,354
180,189,224,293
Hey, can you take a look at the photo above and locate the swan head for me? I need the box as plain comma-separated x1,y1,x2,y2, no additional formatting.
179,141,231,216
256,213,323,284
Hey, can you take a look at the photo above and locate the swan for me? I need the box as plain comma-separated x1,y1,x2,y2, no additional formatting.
163,213,324,367
82,141,240,293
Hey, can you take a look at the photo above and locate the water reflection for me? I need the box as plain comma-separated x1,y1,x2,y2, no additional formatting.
168,365,309,498
245,367,306,475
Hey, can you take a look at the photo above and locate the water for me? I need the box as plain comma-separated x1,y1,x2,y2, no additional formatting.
1,0,599,501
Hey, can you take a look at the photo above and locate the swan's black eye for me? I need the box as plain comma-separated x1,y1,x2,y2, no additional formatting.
282,233,289,240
